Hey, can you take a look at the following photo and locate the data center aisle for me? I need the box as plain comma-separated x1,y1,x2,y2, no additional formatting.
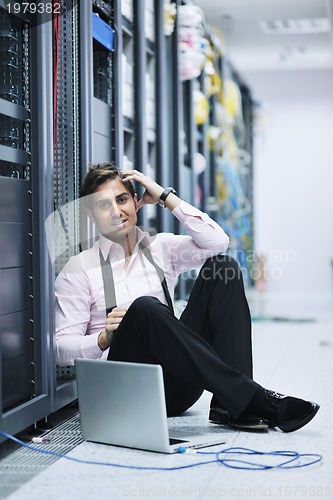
3,293,333,500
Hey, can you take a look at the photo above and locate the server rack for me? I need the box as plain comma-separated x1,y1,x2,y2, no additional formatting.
174,6,255,294
196,70,210,214
218,57,254,284
0,6,53,439
53,0,82,410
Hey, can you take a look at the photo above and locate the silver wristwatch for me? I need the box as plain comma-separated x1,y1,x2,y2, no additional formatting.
158,187,177,208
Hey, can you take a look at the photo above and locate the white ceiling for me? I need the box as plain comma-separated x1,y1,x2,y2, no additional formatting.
194,0,333,72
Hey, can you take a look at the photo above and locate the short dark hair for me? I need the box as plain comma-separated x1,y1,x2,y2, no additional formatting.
80,162,136,202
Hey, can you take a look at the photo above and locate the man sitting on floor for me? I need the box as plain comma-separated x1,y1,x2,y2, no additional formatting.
55,162,319,432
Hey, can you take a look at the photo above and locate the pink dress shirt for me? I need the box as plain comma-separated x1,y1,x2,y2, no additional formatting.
55,201,229,366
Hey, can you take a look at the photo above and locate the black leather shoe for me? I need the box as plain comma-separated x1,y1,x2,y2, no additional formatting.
261,390,320,433
209,407,269,431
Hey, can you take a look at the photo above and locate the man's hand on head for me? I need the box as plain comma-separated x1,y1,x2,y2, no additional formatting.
122,170,181,211
122,170,164,209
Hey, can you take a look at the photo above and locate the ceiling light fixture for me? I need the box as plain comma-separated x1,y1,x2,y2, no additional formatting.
272,45,331,65
260,17,331,35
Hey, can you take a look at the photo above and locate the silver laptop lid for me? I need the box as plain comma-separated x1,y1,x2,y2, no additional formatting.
75,359,171,453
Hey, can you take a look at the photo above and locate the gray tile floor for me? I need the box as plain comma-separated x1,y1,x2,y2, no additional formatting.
4,292,333,500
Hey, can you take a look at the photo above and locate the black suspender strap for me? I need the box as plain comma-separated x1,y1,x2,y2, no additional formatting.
99,249,117,316
138,241,174,314
99,241,174,316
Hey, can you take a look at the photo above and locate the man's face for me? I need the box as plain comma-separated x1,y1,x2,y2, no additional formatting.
86,177,138,244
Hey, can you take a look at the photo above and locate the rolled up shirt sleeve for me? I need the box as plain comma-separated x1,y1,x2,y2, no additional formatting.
168,201,229,273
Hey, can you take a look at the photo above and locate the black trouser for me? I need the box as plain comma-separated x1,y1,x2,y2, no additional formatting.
107,255,261,419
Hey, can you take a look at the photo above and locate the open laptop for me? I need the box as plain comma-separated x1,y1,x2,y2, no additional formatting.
75,358,226,454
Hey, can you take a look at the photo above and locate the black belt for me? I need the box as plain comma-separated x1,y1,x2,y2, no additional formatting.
99,240,174,315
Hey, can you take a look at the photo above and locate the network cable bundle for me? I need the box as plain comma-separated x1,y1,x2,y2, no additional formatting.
0,430,323,472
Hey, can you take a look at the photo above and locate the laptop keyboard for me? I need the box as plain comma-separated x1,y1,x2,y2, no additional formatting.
169,438,189,445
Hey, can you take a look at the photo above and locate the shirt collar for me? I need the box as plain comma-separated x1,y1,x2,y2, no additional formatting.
98,227,149,261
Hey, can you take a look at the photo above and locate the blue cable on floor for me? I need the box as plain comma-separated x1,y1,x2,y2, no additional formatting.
0,431,322,471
